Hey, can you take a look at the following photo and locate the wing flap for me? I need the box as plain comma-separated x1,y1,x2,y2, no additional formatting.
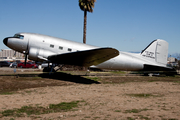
48,47,119,67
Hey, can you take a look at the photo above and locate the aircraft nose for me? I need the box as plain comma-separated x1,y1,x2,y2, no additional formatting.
3,37,8,46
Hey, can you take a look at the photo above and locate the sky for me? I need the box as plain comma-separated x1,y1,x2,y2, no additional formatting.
0,0,180,55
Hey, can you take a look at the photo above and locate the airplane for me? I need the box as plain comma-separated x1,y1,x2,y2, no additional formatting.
3,32,176,75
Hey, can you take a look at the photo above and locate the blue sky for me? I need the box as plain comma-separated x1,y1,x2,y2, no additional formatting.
0,0,180,54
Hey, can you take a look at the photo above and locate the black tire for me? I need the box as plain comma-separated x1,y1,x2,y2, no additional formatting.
43,67,55,72
43,67,50,72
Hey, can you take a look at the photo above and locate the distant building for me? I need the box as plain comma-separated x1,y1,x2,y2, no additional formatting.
167,57,179,67
168,57,177,63
0,49,24,60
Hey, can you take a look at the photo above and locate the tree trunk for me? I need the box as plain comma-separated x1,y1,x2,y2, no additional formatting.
83,10,87,44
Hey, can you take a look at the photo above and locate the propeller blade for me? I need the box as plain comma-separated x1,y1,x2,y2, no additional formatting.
13,51,16,57
24,41,29,66
25,54,28,66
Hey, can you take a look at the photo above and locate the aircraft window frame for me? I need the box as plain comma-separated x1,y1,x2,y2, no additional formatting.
50,44,54,48
68,48,72,52
59,46,63,50
13,34,24,39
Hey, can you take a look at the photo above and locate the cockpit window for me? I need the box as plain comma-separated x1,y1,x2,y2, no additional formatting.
13,34,24,39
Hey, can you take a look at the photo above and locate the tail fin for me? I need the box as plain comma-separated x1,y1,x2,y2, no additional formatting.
141,39,168,65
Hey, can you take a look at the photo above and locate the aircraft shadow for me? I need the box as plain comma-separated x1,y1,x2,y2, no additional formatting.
39,72,100,84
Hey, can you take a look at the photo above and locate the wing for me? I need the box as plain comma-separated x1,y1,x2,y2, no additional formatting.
48,47,119,67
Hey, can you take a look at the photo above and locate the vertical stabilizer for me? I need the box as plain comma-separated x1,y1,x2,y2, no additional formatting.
141,39,168,65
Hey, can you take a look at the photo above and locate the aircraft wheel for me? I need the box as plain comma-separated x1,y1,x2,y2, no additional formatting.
43,67,51,72
143,73,149,76
43,67,56,72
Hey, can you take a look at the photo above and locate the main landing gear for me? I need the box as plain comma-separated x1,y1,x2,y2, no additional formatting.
43,63,63,73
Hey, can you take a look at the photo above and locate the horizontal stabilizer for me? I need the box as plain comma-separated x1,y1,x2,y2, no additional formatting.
48,48,119,67
143,64,176,73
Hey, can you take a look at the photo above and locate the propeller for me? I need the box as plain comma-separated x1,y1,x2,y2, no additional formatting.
24,41,29,66
13,51,16,57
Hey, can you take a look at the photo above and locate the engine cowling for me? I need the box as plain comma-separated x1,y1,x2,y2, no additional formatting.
28,48,55,61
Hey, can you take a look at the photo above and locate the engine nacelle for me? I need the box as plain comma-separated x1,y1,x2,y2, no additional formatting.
28,47,55,61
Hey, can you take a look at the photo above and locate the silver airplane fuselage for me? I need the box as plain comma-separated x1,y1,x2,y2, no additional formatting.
3,32,169,71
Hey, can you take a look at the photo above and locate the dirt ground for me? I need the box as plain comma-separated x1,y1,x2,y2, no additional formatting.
0,68,180,120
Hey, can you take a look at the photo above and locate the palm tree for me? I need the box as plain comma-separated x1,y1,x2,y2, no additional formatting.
79,0,96,44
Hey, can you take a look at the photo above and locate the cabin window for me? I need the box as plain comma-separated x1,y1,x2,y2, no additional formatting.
59,46,63,50
68,48,72,52
13,34,24,39
50,44,54,48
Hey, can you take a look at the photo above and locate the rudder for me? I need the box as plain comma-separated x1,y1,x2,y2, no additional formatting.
141,39,168,65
